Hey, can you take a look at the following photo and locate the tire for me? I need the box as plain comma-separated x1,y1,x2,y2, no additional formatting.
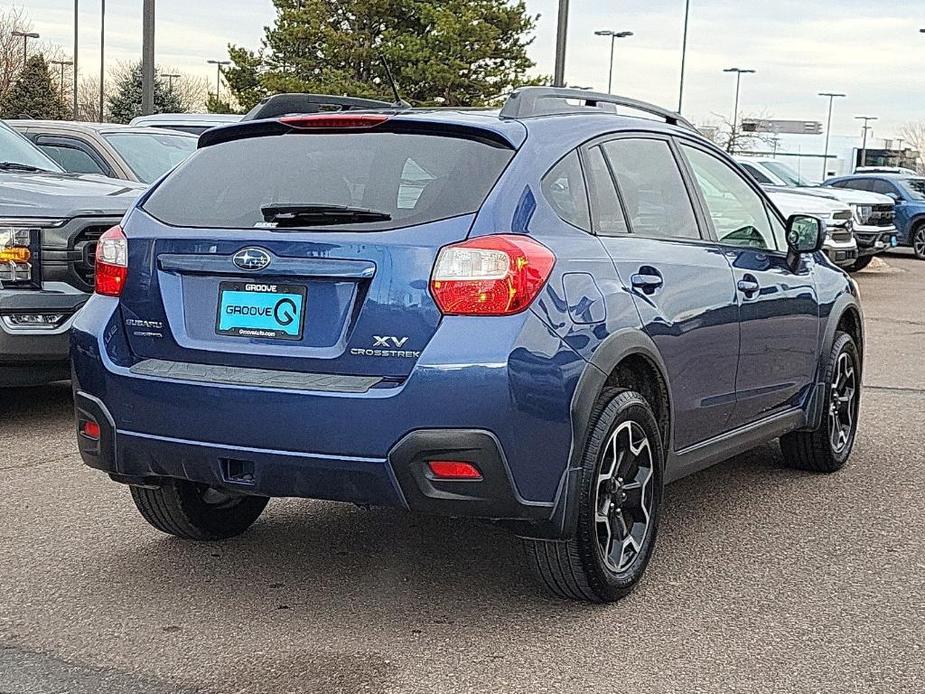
780,331,861,473
130,480,269,540
524,388,664,602
911,223,925,260
846,255,873,273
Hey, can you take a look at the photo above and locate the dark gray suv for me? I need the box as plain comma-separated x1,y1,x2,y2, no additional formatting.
0,120,143,386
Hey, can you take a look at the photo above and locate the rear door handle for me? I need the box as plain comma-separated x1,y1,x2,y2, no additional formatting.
630,271,663,294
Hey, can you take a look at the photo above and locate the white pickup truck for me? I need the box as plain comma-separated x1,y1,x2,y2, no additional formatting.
738,158,898,271
762,187,858,269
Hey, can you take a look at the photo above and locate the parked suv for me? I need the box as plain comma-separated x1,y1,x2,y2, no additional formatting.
0,120,143,386
738,158,897,270
71,89,864,602
825,173,925,260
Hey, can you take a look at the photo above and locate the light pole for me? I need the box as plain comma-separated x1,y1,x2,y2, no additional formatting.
162,73,180,92
207,60,231,100
11,31,40,65
855,116,878,168
594,30,633,93
99,0,106,122
50,60,74,99
553,0,569,87
678,0,691,112
141,0,155,115
73,0,79,119
723,67,755,154
818,92,845,180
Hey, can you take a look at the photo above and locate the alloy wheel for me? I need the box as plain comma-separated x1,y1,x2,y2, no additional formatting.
914,228,925,259
594,420,655,574
828,351,858,454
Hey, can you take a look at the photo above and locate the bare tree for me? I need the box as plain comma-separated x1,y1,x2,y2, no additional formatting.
77,74,106,121
702,110,778,155
898,122,925,173
0,6,32,102
1,6,70,105
158,67,209,113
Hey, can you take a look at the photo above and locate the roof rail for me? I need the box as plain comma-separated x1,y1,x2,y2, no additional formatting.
499,87,696,130
242,93,396,121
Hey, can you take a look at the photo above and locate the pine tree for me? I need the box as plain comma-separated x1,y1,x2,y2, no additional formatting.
223,0,543,111
107,63,185,124
0,54,69,120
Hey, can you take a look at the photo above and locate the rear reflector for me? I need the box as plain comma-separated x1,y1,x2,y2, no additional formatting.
430,234,555,315
80,420,101,440
94,225,128,297
427,460,482,480
279,114,391,129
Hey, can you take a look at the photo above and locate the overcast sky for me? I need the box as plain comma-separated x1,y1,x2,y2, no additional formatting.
11,0,925,144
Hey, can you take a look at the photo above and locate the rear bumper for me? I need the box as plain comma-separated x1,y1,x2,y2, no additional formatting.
71,295,586,536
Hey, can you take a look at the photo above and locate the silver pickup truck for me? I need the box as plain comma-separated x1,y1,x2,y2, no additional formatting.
0,120,143,387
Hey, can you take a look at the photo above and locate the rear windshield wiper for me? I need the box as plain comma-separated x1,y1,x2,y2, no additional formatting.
261,203,392,227
0,161,51,173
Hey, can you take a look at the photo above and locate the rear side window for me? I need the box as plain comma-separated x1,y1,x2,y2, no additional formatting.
541,151,590,230
601,138,700,240
143,132,514,230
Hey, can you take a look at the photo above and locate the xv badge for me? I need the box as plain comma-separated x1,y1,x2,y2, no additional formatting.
373,336,409,348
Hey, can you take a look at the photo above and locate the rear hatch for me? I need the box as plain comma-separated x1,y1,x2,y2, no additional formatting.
118,114,520,380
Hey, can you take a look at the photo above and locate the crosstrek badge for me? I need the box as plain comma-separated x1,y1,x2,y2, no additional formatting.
351,335,420,358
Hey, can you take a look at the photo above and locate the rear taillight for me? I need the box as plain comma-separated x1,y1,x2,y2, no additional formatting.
94,225,127,297
430,235,555,316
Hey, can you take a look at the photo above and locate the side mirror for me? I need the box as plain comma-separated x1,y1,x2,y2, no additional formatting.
886,192,903,203
786,215,824,269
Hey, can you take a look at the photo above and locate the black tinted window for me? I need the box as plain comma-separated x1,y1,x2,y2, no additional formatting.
39,144,106,175
868,179,898,196
835,179,873,192
143,132,514,230
541,151,590,230
602,138,700,239
740,162,775,185
585,146,628,235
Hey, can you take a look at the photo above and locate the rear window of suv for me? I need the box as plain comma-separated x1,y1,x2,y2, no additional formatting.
142,131,514,230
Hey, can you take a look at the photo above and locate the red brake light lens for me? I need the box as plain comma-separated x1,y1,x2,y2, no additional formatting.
430,235,555,316
279,113,391,129
80,420,101,440
94,225,128,297
427,461,483,480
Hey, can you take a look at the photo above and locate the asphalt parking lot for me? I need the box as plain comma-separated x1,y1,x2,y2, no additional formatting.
1,253,923,694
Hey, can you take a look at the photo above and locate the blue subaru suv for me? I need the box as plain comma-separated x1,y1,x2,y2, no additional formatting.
825,173,925,260
71,88,864,602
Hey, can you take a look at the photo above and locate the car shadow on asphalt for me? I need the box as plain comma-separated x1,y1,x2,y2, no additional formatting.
85,438,812,625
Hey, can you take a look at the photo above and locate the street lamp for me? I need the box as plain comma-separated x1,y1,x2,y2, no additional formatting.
678,0,691,112
818,92,846,180
723,67,755,154
855,116,878,168
99,0,106,122
11,31,40,65
207,59,231,100
594,29,634,93
50,60,74,99
554,0,569,87
73,0,79,119
162,73,180,92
